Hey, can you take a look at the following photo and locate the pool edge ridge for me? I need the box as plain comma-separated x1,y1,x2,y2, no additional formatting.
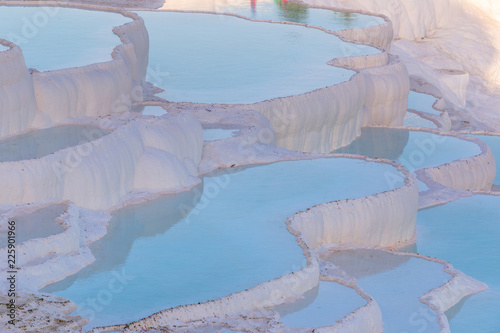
0,1,150,125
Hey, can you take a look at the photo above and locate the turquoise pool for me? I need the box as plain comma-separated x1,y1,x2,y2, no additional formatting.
0,204,66,248
139,11,378,104
0,125,110,162
44,158,405,328
160,0,385,31
203,128,238,141
333,128,481,172
139,105,167,117
274,281,365,328
416,195,500,332
408,91,442,116
403,112,438,129
0,6,131,71
324,249,450,333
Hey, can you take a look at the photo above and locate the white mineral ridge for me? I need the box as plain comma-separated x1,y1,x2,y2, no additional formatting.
32,12,150,123
0,43,36,137
250,56,409,153
1,7,150,135
0,113,203,210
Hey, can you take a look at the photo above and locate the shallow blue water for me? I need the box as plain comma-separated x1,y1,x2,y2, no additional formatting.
0,204,65,248
139,105,167,117
0,43,9,52
203,129,238,141
274,281,365,328
324,249,450,333
333,128,481,173
160,0,384,31
0,6,130,71
469,135,500,185
0,125,110,162
403,112,438,129
416,195,500,332
44,158,405,328
408,91,441,116
140,11,377,104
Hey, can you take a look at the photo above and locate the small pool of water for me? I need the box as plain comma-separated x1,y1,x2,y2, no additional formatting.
416,195,500,332
403,112,438,129
469,135,499,185
160,0,385,31
44,158,405,329
323,249,450,333
333,128,481,173
0,44,9,52
417,179,430,192
408,91,441,116
0,204,66,247
274,281,365,328
0,6,131,71
140,11,378,104
139,105,167,117
203,129,238,141
0,125,111,162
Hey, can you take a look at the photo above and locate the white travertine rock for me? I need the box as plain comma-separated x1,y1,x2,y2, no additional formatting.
288,162,418,249
133,147,198,190
250,58,409,153
361,56,410,126
0,41,36,137
249,74,367,153
333,16,394,52
304,0,500,92
103,260,320,332
328,51,388,70
31,9,149,123
1,2,150,127
0,114,203,210
418,135,496,191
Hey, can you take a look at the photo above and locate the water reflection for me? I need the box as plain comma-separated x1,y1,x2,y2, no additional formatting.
333,127,410,161
274,0,309,23
0,125,111,162
158,0,383,32
43,184,202,291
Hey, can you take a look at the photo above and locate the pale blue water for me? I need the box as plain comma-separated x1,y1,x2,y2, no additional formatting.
140,11,378,104
403,112,438,129
469,135,500,185
416,195,500,332
0,125,111,162
274,281,365,328
160,0,385,31
140,105,167,117
417,179,429,192
0,6,130,71
44,158,405,329
203,129,238,141
0,43,9,52
0,204,66,248
333,128,481,173
408,91,441,116
324,249,450,333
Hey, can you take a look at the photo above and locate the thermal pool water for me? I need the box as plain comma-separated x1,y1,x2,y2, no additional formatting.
139,11,379,104
0,6,131,71
44,158,405,328
416,195,500,332
0,125,111,162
